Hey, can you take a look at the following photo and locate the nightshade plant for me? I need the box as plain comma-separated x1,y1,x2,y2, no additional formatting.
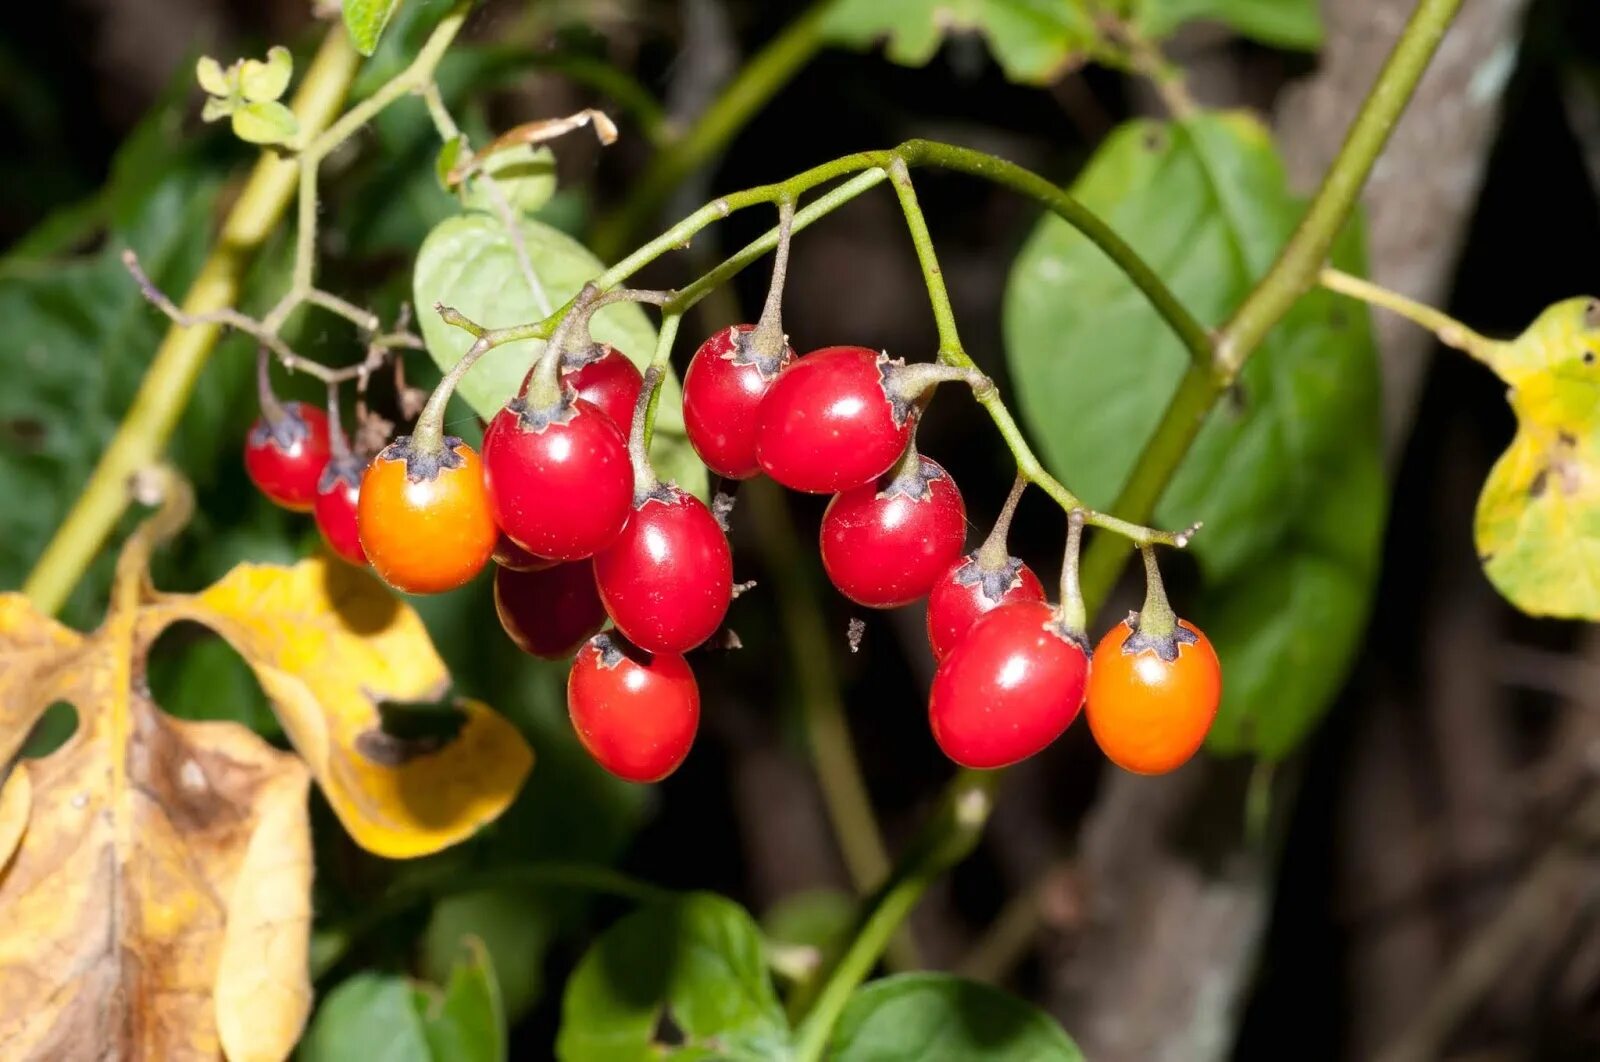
7,0,1588,1057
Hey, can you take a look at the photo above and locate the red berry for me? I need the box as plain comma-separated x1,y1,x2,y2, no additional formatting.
314,455,367,566
494,562,607,659
755,346,912,493
245,401,331,511
594,486,733,653
493,533,554,572
926,554,1047,660
820,455,966,608
683,324,795,480
928,600,1088,769
482,392,634,561
561,343,644,434
568,632,700,783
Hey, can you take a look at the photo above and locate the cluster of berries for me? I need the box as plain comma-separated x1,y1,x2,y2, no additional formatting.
244,210,1220,782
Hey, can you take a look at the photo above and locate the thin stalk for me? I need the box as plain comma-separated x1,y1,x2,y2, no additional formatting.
1320,266,1503,365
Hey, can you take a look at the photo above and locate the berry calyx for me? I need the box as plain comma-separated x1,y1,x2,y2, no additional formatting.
245,351,331,511
568,632,700,783
928,599,1089,769
819,446,966,608
683,201,798,480
926,475,1045,659
482,391,634,561
559,342,644,434
1086,547,1220,775
357,435,497,594
494,561,607,659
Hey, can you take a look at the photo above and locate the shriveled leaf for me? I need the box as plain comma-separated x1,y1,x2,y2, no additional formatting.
232,100,299,145
1130,0,1323,50
344,0,406,57
0,592,313,1061
174,557,534,859
1004,112,1383,759
195,55,231,97
460,144,558,216
821,0,1105,84
557,893,790,1060
830,974,1084,1061
239,45,293,102
413,212,707,499
1474,297,1600,618
0,769,31,872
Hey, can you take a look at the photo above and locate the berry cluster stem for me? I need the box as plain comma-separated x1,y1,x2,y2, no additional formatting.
749,199,796,357
1057,511,1088,641
1134,544,1178,639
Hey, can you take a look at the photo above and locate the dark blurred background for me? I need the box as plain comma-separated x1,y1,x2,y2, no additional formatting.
4,0,1600,1058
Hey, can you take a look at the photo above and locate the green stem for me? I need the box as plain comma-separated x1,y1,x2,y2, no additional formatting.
21,26,363,616
790,0,1465,1050
590,0,833,259
1215,0,1465,376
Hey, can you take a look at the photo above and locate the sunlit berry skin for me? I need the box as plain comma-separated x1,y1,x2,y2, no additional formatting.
562,344,644,434
493,533,554,572
314,455,368,566
494,562,607,659
1086,617,1221,775
568,633,700,783
683,324,795,480
820,456,966,608
482,394,633,561
356,436,496,594
245,401,331,511
755,346,911,493
593,486,733,653
928,600,1089,769
926,554,1047,660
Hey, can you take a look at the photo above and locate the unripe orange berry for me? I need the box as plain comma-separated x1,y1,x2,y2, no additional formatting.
1086,617,1221,775
357,436,496,594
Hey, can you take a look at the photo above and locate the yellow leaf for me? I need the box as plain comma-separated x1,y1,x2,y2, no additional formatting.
174,557,533,859
0,591,313,1060
0,768,30,872
1474,297,1600,618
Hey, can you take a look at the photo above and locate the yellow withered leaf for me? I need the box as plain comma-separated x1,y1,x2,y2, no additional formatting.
0,591,314,1061
1474,297,1600,618
171,557,534,859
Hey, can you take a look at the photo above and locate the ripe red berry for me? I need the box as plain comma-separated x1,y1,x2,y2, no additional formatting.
561,343,644,434
482,392,634,561
357,436,497,594
245,400,331,512
568,632,700,783
314,455,367,566
755,346,913,493
494,562,607,659
594,486,733,653
1086,616,1221,775
493,533,553,572
928,600,1088,769
683,324,795,480
926,554,1046,660
820,454,966,608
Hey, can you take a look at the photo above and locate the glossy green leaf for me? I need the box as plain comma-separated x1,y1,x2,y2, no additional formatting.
1004,112,1383,759
556,893,790,1061
821,0,1104,84
344,0,406,57
1472,297,1600,619
829,974,1083,1060
231,100,299,145
1130,0,1323,50
461,144,558,216
413,212,707,499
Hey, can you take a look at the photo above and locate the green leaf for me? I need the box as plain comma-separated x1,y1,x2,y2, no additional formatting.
195,55,231,97
200,95,234,124
461,144,558,216
762,889,854,962
344,0,406,57
436,135,465,192
412,212,707,499
829,974,1083,1060
301,973,431,1062
1131,0,1323,50
820,0,1104,84
556,893,790,1061
423,886,555,1020
415,938,506,1062
239,45,293,102
1003,112,1383,759
231,99,299,145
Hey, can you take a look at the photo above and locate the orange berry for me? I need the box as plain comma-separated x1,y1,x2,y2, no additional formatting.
357,436,496,594
1086,617,1221,775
